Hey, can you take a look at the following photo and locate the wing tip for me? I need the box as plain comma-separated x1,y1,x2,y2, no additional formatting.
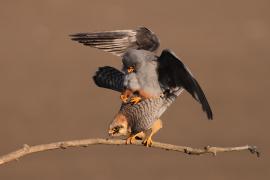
69,33,76,37
92,70,99,85
69,33,89,42
92,67,105,87
202,99,213,120
204,102,213,120
207,111,213,120
69,33,86,37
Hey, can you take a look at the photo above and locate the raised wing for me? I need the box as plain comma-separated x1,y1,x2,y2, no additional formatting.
93,66,124,92
70,27,160,56
157,49,213,120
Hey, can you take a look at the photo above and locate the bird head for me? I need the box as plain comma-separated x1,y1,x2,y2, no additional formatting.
108,114,130,137
122,49,153,74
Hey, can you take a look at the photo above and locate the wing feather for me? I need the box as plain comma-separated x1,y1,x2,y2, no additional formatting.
158,50,213,120
70,27,160,56
93,66,124,92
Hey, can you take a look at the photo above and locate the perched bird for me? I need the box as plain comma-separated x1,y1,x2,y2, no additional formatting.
94,66,182,146
70,27,213,146
70,27,162,104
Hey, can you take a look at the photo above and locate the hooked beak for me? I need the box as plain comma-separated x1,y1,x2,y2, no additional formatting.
127,66,135,73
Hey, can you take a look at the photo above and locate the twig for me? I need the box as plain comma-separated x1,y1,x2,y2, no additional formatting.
0,138,259,166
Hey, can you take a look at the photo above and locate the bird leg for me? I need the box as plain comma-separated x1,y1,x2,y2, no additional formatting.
126,132,145,144
143,119,163,147
120,89,133,103
127,66,135,73
130,96,142,104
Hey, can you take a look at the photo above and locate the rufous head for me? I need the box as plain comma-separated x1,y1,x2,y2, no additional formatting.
108,114,130,137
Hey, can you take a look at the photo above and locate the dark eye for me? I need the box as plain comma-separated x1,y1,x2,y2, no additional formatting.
113,125,124,132
113,126,120,132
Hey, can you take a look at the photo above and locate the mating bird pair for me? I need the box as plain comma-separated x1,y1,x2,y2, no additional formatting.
70,27,213,147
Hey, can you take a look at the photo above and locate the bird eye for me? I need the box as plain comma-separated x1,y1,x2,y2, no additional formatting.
113,125,124,133
113,126,120,132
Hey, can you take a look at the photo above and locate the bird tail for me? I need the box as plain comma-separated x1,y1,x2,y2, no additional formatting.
93,66,124,92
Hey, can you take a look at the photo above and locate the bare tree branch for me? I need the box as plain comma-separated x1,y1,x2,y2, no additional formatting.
0,138,259,165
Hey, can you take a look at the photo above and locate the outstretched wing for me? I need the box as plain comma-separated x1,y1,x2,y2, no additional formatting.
93,66,124,92
157,49,213,120
70,27,160,56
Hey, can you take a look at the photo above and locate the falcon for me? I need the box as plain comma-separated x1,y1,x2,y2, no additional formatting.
70,27,213,146
94,66,183,146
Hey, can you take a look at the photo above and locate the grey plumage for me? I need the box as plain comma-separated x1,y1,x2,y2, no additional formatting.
122,49,163,97
71,26,213,137
94,66,183,133
71,27,163,98
119,89,183,134
70,27,159,56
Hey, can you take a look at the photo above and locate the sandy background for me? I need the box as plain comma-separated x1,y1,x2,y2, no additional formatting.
0,0,269,179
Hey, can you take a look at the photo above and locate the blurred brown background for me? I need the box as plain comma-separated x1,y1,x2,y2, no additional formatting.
0,0,269,179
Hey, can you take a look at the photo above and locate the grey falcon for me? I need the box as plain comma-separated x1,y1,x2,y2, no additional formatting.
70,27,213,146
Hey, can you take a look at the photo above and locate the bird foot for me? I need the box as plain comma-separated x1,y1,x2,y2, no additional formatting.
130,96,142,104
126,132,145,144
142,137,153,147
120,94,128,103
126,135,137,144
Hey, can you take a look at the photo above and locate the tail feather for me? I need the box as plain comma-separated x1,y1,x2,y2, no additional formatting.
93,66,124,92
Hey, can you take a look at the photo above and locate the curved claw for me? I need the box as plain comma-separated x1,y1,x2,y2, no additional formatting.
126,132,145,144
126,135,137,144
130,96,142,104
142,137,153,147
120,94,128,103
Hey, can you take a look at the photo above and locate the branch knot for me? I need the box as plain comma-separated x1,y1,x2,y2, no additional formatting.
59,142,68,149
205,146,217,156
23,144,30,152
248,146,260,157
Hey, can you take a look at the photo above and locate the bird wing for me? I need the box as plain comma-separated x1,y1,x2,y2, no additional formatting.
93,66,124,92
157,49,213,120
70,27,160,56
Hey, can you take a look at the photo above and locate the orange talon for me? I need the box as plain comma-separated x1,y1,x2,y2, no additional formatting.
126,132,145,144
126,136,136,144
130,96,142,104
142,119,162,147
120,94,128,103
127,66,135,73
142,137,153,147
